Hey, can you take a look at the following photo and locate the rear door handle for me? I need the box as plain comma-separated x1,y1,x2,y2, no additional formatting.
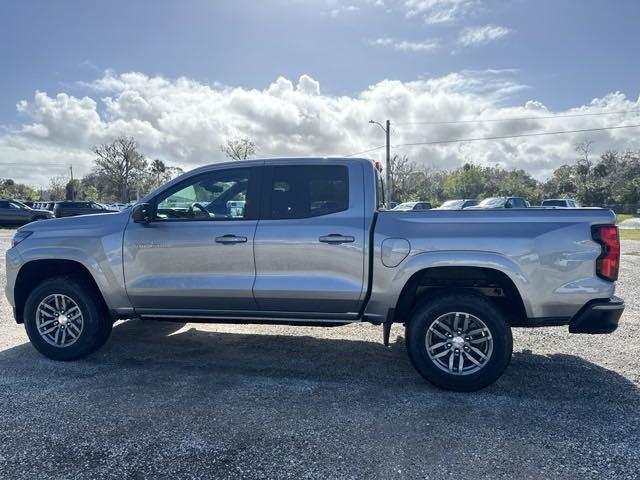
215,234,247,244
319,234,355,245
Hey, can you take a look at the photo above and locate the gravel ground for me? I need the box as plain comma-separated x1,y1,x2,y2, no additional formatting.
0,229,639,479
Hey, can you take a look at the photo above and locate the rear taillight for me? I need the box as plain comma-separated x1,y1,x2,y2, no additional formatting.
591,225,620,281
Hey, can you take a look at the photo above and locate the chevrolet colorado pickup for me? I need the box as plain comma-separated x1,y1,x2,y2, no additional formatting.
5,158,624,390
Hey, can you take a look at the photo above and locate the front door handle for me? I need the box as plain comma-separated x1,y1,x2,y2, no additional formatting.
319,234,355,245
215,234,247,244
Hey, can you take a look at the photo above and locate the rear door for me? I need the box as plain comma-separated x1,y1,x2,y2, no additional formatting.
253,161,366,317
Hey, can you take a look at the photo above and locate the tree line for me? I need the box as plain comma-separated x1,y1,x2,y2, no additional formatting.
1,136,257,203
388,142,640,212
2,137,639,213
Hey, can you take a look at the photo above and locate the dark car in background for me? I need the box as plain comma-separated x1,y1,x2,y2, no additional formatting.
470,196,529,209
0,199,54,226
391,201,432,211
53,201,118,218
437,199,479,210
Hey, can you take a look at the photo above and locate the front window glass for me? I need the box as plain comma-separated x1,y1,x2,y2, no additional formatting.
155,168,252,220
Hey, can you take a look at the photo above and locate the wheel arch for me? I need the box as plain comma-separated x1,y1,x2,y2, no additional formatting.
14,259,111,324
393,265,528,326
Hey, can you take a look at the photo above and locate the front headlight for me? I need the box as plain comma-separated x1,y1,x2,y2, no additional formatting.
12,230,33,248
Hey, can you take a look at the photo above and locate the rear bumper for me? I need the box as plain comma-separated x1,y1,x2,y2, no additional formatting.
569,296,624,334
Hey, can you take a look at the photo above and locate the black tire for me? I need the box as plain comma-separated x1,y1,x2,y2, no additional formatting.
23,275,113,361
406,293,513,391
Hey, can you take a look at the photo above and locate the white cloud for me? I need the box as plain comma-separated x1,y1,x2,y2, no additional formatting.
370,37,439,52
2,70,639,187
404,0,478,24
458,25,513,46
328,4,360,17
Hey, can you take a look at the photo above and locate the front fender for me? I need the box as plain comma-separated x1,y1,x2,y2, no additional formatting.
15,234,132,315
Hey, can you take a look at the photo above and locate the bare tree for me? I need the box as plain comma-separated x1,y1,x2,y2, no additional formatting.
575,140,594,182
390,154,421,202
221,136,257,161
93,136,147,202
47,176,67,201
575,140,594,163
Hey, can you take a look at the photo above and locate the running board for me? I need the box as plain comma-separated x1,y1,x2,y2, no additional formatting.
139,314,355,327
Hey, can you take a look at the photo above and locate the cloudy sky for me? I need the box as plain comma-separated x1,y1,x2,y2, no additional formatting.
1,0,639,187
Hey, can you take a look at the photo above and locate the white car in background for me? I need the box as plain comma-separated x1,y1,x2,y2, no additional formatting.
392,201,432,211
106,203,128,211
541,199,580,208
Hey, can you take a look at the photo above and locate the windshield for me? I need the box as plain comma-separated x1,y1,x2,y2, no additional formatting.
11,200,30,210
542,200,566,207
439,200,465,209
393,202,417,210
478,197,505,207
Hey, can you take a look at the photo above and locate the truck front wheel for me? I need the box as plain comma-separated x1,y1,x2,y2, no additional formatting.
406,293,513,391
23,276,113,361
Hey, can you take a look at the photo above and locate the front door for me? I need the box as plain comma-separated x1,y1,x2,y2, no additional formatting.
253,162,366,317
123,166,261,315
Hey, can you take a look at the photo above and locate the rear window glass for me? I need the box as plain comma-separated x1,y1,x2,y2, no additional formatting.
268,165,349,219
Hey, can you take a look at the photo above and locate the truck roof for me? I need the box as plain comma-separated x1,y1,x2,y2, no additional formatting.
189,156,374,170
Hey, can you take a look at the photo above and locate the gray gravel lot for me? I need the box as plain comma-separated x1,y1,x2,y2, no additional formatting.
0,228,639,479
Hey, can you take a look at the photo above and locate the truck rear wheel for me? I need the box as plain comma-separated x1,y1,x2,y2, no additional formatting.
23,276,113,361
406,293,513,391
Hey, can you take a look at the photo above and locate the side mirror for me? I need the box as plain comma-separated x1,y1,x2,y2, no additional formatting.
131,203,153,224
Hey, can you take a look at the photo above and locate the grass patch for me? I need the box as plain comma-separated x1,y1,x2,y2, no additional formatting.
620,229,640,241
616,214,635,223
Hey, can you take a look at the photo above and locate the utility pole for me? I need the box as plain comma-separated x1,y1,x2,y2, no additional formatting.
385,119,391,203
69,165,75,200
368,119,392,204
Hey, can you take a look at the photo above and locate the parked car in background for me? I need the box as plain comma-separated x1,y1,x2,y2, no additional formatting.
542,199,580,208
392,201,432,211
0,199,54,226
106,203,129,211
437,199,479,210
53,201,118,218
33,202,56,211
470,197,529,209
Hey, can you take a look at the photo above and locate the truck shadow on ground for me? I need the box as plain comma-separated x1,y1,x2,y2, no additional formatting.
2,319,637,405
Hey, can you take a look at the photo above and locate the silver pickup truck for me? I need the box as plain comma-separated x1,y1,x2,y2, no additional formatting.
5,158,624,391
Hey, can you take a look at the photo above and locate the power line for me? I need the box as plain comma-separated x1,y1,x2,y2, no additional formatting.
2,162,69,166
344,145,386,157
344,123,640,158
393,109,640,126
393,124,640,148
